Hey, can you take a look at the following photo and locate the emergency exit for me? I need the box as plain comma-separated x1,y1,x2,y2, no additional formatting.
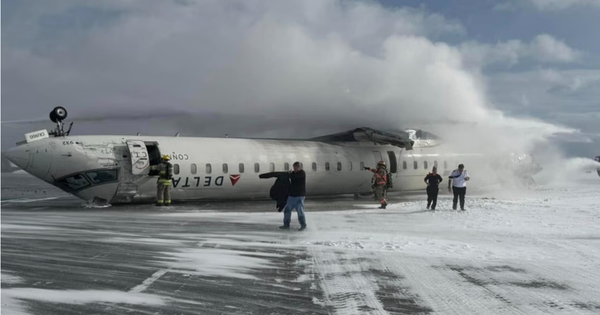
386,151,398,173
126,140,150,175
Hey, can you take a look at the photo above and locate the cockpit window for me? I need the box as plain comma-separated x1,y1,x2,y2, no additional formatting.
59,174,90,190
86,170,118,184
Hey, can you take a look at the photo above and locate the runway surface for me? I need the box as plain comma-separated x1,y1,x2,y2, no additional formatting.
2,173,600,314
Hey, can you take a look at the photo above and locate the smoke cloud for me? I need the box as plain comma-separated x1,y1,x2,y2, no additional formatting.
2,0,581,169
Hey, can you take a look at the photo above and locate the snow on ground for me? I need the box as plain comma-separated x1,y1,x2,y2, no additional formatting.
1,172,599,314
152,172,600,314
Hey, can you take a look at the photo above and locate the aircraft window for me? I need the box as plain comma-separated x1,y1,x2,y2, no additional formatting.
223,163,228,173
191,164,197,175
206,163,212,174
413,161,418,170
434,160,438,168
312,162,317,171
325,162,330,171
58,174,90,190
337,162,342,171
444,161,448,169
424,161,429,169
270,163,275,172
86,170,118,184
254,163,260,173
284,163,289,171
174,164,180,175
360,162,365,169
403,161,407,170
239,163,244,173
349,162,353,171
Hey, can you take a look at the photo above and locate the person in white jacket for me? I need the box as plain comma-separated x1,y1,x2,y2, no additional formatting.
448,164,470,210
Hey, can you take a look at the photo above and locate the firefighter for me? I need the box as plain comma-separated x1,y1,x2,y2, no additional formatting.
364,161,388,209
154,155,173,206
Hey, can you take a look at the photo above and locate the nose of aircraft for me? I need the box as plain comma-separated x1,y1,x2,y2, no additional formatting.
5,145,30,170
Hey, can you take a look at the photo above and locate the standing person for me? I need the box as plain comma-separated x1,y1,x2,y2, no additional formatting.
448,164,470,210
424,166,443,210
154,155,173,206
364,161,388,209
280,162,307,231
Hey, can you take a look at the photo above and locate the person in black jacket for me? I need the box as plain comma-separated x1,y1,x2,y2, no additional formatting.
282,162,307,231
424,166,443,210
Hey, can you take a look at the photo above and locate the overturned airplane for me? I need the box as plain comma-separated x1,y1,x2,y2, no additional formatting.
5,107,542,205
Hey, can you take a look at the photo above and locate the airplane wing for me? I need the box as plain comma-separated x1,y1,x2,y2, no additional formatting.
310,127,415,150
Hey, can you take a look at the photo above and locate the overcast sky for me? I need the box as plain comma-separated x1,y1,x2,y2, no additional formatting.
2,0,599,158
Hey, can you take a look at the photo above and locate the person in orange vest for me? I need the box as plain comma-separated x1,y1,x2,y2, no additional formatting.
364,161,388,209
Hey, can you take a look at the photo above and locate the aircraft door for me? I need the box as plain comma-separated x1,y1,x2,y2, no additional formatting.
386,151,398,174
126,140,150,175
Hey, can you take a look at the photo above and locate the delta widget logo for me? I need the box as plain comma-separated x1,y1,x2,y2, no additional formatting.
229,174,241,186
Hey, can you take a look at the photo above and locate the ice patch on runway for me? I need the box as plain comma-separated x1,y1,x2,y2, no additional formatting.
156,248,285,280
0,197,63,204
1,271,25,284
102,237,186,246
1,224,55,231
1,288,165,311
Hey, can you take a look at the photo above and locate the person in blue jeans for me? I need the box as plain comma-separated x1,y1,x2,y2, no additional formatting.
280,161,307,231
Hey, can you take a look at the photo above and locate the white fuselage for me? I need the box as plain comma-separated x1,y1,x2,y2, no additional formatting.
5,135,484,204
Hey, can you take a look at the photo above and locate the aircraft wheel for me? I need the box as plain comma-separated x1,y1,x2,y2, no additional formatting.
49,111,58,123
52,106,68,121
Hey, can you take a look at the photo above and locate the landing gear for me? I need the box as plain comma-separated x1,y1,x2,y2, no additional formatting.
48,106,73,137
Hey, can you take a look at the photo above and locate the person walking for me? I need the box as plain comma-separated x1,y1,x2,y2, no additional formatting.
424,166,443,210
448,164,470,210
280,162,307,231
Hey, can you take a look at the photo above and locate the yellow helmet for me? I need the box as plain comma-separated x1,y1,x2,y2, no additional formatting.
162,155,170,161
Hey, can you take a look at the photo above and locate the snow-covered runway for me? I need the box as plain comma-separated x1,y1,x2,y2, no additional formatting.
2,173,599,314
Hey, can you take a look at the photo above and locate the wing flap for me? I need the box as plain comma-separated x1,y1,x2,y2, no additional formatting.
310,127,414,150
